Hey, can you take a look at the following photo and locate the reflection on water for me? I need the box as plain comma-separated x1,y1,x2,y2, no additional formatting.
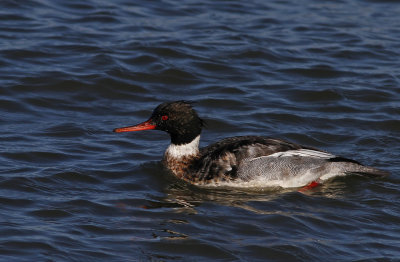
154,172,354,215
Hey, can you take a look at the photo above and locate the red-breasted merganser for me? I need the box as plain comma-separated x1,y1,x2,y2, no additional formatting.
113,101,389,188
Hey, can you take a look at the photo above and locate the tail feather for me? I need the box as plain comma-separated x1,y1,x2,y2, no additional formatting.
345,165,390,178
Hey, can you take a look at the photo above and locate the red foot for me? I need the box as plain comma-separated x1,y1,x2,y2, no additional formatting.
298,181,320,192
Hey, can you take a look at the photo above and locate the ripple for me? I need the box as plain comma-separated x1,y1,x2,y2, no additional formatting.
280,64,357,78
0,98,31,113
157,68,200,85
0,197,33,207
0,240,60,258
45,171,101,184
192,61,239,73
2,151,68,164
41,123,88,138
287,88,343,102
29,209,72,219
61,199,119,216
232,49,282,63
74,12,121,24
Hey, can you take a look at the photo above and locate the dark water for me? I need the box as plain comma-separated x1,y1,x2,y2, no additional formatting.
1,0,400,261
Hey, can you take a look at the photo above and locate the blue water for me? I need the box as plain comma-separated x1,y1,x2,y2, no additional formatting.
1,0,400,261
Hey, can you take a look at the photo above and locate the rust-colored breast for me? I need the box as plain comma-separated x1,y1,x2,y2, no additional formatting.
163,151,240,185
163,153,202,184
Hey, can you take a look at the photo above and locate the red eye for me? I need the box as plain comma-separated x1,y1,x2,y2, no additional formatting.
161,115,168,121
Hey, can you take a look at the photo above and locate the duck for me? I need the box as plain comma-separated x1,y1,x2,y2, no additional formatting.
113,101,389,188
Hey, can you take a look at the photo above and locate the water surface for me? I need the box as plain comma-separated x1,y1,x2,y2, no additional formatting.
1,0,400,261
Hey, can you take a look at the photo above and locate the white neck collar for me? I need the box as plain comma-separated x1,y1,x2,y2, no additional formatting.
165,135,200,158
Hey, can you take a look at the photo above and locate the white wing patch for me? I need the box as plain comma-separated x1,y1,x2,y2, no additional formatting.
251,149,336,161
